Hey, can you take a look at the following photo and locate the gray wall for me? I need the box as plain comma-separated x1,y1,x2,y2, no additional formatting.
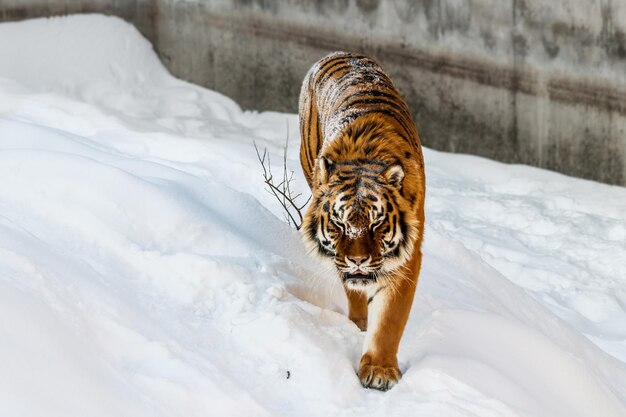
2,0,626,185
0,1,155,39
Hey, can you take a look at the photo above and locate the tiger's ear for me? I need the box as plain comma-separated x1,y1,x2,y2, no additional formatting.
383,164,404,188
317,157,335,185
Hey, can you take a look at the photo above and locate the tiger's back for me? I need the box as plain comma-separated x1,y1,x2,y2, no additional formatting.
299,51,423,189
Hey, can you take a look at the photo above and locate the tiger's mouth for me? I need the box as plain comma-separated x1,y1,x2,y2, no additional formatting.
342,271,377,287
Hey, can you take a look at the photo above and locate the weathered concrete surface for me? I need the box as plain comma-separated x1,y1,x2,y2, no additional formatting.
0,0,155,40
154,0,626,185
2,0,626,185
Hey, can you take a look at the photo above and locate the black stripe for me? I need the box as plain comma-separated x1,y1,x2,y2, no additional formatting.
337,104,414,139
317,62,350,91
319,215,329,240
399,211,408,239
389,214,397,239
338,184,354,194
305,95,314,170
307,216,318,241
336,90,400,112
320,64,355,109
314,112,323,163
335,76,396,99
359,174,383,181
321,66,383,111
335,159,387,167
363,194,378,202
336,97,409,117
333,109,407,134
315,55,350,78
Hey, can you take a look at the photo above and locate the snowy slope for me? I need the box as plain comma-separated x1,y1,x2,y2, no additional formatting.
0,15,625,417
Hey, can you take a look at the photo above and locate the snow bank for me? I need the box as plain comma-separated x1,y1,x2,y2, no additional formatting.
0,14,625,417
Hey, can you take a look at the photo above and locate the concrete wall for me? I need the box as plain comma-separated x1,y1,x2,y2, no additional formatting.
0,1,155,39
2,0,626,185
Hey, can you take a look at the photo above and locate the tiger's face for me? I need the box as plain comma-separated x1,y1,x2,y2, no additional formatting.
302,157,418,289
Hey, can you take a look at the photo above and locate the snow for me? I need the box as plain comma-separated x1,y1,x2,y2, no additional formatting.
1,14,625,417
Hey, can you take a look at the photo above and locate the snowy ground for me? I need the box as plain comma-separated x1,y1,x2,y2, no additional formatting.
0,15,625,417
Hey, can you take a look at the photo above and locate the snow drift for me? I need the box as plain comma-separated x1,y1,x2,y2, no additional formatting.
0,14,625,417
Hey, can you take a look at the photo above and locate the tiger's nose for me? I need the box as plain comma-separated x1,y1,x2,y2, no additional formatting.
347,255,369,266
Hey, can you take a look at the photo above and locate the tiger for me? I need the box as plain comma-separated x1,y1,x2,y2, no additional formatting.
298,51,425,391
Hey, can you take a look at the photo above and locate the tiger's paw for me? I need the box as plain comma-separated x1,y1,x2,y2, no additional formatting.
358,362,401,391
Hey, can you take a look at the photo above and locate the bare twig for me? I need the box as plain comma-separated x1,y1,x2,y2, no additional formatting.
254,126,311,230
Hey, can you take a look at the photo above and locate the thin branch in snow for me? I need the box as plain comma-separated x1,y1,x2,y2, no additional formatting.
254,128,311,230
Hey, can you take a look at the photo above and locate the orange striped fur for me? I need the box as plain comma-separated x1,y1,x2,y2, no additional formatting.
299,52,425,391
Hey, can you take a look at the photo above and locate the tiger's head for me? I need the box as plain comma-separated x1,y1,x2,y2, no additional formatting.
302,157,419,289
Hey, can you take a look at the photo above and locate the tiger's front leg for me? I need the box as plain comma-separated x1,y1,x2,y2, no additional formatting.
344,286,368,331
358,251,421,391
